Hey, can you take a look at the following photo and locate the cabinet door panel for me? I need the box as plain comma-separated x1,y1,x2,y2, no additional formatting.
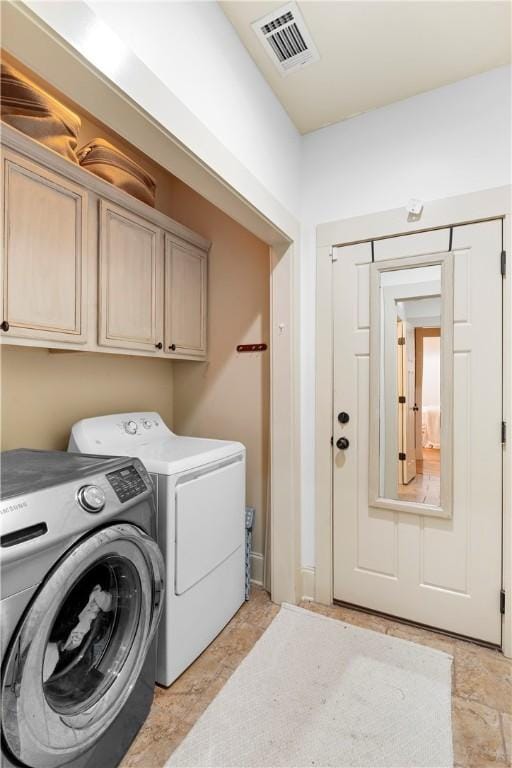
2,152,87,342
165,236,207,358
99,201,162,352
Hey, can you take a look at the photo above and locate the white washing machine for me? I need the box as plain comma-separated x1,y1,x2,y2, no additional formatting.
69,412,246,687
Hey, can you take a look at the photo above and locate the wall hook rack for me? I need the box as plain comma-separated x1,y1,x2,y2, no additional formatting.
237,343,267,353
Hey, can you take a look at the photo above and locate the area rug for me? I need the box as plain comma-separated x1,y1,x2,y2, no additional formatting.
166,604,453,768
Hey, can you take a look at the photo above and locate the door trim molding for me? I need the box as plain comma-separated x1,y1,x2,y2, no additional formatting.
315,185,512,656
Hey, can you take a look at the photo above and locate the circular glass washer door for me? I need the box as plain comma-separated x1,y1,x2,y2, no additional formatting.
2,523,164,768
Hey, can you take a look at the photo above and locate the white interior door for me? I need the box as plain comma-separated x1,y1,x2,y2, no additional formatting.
404,321,417,483
332,220,503,644
399,320,417,484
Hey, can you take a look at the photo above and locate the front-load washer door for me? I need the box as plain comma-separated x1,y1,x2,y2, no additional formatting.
1,523,164,768
175,456,245,596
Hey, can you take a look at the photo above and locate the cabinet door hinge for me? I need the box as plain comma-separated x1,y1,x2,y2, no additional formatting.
398,452,406,461
502,421,507,445
501,250,506,277
397,337,405,346
500,589,506,615
398,396,406,404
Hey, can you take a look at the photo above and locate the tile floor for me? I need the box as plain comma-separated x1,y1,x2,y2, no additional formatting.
121,587,511,768
398,448,441,506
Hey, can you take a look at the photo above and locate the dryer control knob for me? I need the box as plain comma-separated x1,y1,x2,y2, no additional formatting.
77,485,106,513
142,419,153,430
125,420,138,435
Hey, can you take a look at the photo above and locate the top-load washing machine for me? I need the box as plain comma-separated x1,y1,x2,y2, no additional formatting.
0,449,165,768
69,412,246,687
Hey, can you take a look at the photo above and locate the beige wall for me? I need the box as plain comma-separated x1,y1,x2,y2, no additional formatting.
1,347,174,451
170,179,270,568
1,54,270,570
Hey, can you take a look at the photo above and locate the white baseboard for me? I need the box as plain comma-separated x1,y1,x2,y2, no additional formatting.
250,556,314,599
300,566,315,602
250,551,264,586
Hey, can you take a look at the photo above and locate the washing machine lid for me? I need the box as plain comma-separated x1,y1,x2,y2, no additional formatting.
132,435,245,475
69,412,245,475
0,449,129,500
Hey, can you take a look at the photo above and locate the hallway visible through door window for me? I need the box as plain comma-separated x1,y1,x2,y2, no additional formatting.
397,324,441,507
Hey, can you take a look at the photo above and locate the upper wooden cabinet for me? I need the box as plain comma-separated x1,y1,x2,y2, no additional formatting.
164,235,207,358
2,149,87,343
1,125,210,359
98,200,163,353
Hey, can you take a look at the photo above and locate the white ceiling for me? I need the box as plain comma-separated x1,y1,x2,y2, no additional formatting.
220,1,511,135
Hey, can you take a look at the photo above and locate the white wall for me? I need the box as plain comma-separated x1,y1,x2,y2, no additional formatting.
24,0,301,221
87,1,301,217
423,338,441,409
300,66,512,566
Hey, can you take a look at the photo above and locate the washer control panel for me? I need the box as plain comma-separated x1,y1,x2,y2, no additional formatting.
106,465,147,503
121,417,160,436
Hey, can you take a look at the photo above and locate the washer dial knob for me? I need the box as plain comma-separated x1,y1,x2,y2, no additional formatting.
125,420,138,435
77,485,106,513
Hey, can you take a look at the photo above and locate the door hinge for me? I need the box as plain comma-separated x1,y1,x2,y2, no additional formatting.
398,396,406,404
397,337,405,346
330,435,333,446
398,452,406,461
502,421,507,445
501,250,506,277
500,589,506,615
331,250,338,263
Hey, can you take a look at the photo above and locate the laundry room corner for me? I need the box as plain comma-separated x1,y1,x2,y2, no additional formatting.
164,177,271,590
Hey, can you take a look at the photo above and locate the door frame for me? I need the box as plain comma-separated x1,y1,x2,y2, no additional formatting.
315,185,512,656
2,1,302,606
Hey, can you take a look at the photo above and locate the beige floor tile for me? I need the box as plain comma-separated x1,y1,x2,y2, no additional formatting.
452,696,507,766
231,598,279,631
213,621,265,670
122,733,184,768
163,646,224,696
120,701,189,768
500,712,511,766
454,762,510,768
454,640,512,714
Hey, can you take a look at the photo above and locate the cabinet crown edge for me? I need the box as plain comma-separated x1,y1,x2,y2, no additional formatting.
1,122,211,253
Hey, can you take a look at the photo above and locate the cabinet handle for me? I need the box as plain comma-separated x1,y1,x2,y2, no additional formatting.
169,343,176,351
155,342,163,350
1,321,9,332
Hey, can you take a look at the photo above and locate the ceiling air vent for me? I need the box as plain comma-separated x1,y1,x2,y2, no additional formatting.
251,2,320,76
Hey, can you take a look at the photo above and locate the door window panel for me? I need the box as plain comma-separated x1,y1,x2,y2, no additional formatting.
43,556,141,715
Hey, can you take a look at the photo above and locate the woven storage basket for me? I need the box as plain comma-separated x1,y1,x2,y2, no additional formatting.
78,138,156,207
1,61,81,163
